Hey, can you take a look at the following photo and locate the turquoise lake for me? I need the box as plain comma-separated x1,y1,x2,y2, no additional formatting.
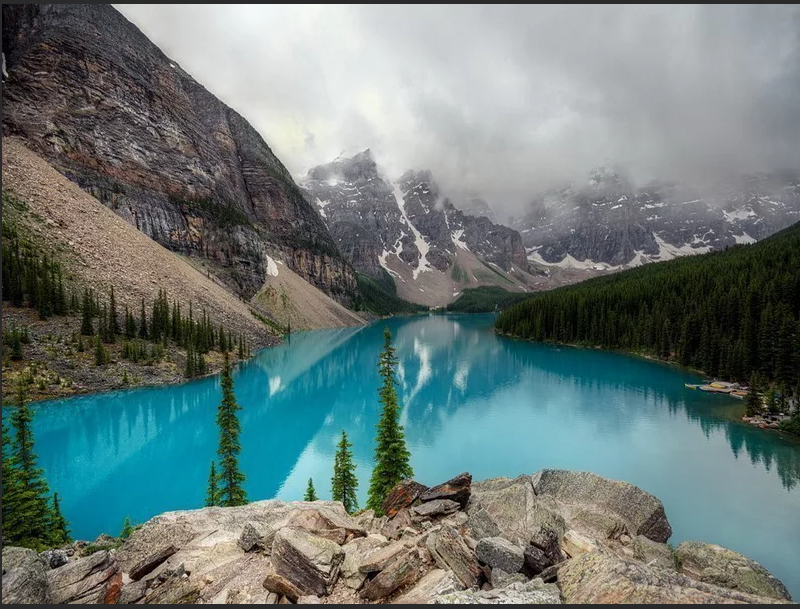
26,314,800,597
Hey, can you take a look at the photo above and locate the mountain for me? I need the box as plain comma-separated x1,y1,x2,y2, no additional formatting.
514,166,800,270
455,196,497,223
300,150,538,306
497,221,800,391
1,4,357,305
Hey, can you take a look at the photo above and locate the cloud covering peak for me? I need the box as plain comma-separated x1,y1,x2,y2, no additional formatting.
116,4,800,214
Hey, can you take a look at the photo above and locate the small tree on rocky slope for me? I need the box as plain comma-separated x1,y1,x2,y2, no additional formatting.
215,354,247,507
367,328,413,515
304,478,318,502
49,492,72,546
205,461,220,507
331,431,359,513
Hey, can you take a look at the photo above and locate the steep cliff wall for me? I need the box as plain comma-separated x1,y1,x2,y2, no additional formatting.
2,4,357,304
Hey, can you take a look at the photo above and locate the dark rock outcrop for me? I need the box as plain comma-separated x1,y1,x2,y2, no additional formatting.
420,472,472,508
1,4,357,304
382,479,429,517
271,528,345,597
475,537,525,574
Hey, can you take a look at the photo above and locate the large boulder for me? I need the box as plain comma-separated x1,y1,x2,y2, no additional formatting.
264,572,304,603
469,476,566,546
420,472,472,508
359,549,422,601
675,541,792,601
1,546,51,604
475,537,525,574
340,534,389,590
392,569,463,604
285,506,367,544
271,528,345,597
426,525,482,588
433,578,562,604
558,552,789,604
45,549,122,604
128,544,177,580
531,469,672,542
39,548,69,569
383,480,429,517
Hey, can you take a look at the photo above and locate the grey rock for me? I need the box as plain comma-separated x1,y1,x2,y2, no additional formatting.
632,535,676,571
393,568,463,604
118,579,148,604
1,546,51,604
426,525,482,589
357,538,411,574
239,521,274,552
529,525,562,566
128,544,177,581
532,469,672,542
39,548,69,569
340,534,389,590
45,549,122,604
264,572,304,603
469,475,566,546
433,577,562,604
476,537,525,574
558,552,789,604
490,567,528,589
675,541,792,601
271,528,345,597
523,545,551,575
297,595,322,603
412,499,461,519
464,506,502,541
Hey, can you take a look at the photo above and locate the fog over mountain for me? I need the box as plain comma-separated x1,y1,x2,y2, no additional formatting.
116,4,800,216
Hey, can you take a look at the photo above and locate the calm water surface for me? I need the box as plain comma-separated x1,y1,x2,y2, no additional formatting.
25,314,800,597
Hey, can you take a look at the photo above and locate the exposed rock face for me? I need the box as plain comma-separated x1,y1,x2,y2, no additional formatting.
558,552,790,604
675,541,792,601
271,528,345,597
412,499,461,519
1,4,357,304
515,166,800,269
3,470,791,605
455,196,498,224
433,578,563,604
1,546,51,604
300,152,533,305
532,469,672,542
45,550,121,604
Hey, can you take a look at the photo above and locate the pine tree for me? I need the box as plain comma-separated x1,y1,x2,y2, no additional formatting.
125,304,137,339
1,421,22,546
746,373,762,417
366,329,413,515
238,333,244,359
219,324,228,353
304,478,318,502
8,380,56,549
766,384,779,414
331,430,359,513
120,515,134,539
94,336,108,366
205,461,220,507
49,492,71,546
139,298,148,339
215,353,247,507
81,289,94,336
109,286,120,337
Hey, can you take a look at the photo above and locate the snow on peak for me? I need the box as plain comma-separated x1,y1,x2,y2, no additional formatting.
451,228,470,251
315,198,331,218
393,182,432,279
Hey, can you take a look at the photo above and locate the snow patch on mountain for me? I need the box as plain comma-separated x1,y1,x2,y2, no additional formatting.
451,228,470,251
393,182,432,279
266,255,279,277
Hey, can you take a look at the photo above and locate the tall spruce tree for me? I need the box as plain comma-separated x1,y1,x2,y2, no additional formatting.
331,430,358,513
304,478,318,502
109,286,120,337
215,354,247,506
49,492,71,546
139,298,148,339
80,289,94,336
120,515,134,539
1,420,22,545
205,461,219,507
746,373,762,417
366,329,413,515
8,380,57,549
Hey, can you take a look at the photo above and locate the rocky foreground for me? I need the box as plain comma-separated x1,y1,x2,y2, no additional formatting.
2,470,794,604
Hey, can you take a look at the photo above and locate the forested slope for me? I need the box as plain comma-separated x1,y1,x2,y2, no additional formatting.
497,223,800,390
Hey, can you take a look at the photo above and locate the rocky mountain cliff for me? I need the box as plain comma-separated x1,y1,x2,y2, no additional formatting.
1,4,357,304
2,469,792,604
514,166,800,270
300,150,536,306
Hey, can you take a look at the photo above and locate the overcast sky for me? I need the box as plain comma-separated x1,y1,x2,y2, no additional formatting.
116,4,800,213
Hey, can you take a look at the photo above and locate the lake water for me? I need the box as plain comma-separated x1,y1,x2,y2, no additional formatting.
26,314,800,597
